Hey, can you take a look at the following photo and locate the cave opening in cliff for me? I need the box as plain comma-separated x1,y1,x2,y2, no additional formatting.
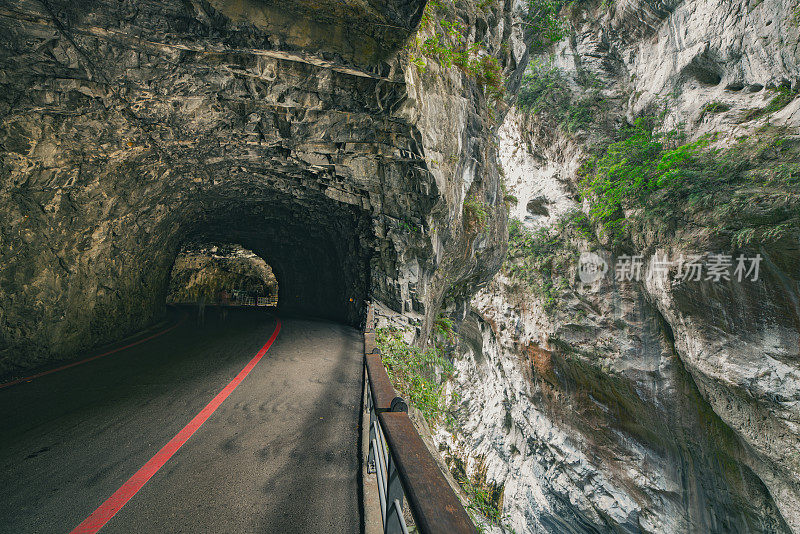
166,243,279,308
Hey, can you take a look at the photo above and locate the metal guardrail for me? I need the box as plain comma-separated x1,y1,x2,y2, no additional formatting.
363,303,477,534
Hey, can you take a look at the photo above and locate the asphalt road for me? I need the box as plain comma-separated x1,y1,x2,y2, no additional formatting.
0,307,364,533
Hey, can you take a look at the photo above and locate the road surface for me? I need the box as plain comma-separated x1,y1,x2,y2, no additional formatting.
0,307,363,533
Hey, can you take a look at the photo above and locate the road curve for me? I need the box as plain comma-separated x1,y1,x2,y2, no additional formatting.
0,307,363,533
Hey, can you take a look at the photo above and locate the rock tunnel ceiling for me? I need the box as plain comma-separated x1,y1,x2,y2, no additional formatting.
0,0,508,373
186,186,373,324
4,0,800,532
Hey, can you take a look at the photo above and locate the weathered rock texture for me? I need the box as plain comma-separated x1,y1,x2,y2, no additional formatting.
0,0,517,374
6,0,797,532
430,0,800,533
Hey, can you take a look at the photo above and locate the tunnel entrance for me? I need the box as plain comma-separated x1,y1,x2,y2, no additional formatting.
166,243,279,307
173,186,373,327
0,0,440,370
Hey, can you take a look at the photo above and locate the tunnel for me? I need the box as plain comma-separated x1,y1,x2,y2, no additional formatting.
178,187,373,325
124,179,376,343
0,0,486,375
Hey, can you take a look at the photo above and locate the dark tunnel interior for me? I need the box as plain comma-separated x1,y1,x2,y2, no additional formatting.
178,186,374,326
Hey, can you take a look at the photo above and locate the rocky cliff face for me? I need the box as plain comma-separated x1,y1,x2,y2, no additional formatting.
0,0,517,375
4,0,799,531
432,1,800,533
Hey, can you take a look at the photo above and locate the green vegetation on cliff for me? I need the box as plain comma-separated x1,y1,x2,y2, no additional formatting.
579,120,800,247
409,0,505,99
376,327,455,424
434,314,456,340
379,315,510,531
517,62,603,134
460,475,509,532
463,194,489,233
701,101,732,117
440,446,511,533
505,212,592,310
738,86,799,123
409,0,568,101
522,0,568,51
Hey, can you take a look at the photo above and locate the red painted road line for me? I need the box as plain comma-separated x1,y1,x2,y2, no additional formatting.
0,315,187,391
70,319,282,534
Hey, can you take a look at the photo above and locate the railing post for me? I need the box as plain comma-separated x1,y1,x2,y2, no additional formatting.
363,300,477,534
384,452,405,534
367,381,377,474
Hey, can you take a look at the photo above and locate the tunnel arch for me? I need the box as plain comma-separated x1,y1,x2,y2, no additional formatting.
174,185,374,326
0,0,504,375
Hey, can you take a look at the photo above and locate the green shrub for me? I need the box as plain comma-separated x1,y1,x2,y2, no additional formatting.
518,63,570,113
762,86,799,114
434,315,456,341
523,0,568,51
409,54,426,71
412,0,568,101
376,328,455,424
464,194,489,233
702,101,731,114
412,4,505,100
517,63,599,134
738,86,799,123
504,212,589,310
575,67,602,88
500,178,518,206
579,119,800,247
459,474,509,529
700,101,732,120
579,117,681,239
563,98,596,133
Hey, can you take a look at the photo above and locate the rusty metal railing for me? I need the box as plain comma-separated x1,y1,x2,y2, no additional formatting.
363,303,477,534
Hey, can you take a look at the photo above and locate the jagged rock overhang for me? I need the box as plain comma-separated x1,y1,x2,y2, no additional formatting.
203,0,428,60
0,0,441,370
